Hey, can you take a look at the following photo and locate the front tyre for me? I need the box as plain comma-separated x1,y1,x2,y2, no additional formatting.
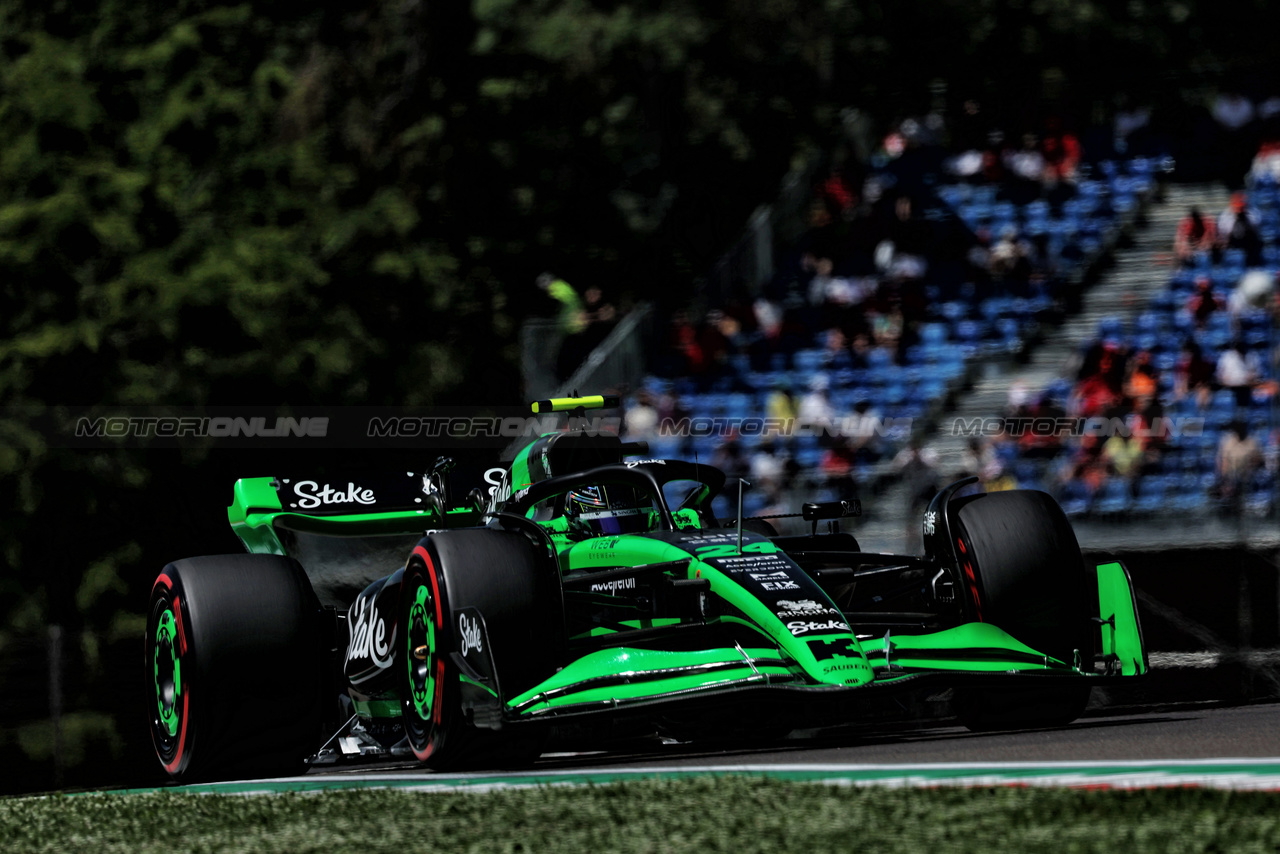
950,490,1093,730
399,529,555,769
146,555,324,782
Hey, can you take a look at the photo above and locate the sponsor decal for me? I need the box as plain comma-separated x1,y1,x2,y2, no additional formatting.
484,467,510,509
290,480,375,509
787,619,851,636
623,459,667,468
777,599,825,613
823,662,865,673
922,510,937,537
807,638,862,661
589,538,621,550
590,577,637,595
459,613,483,656
776,599,841,619
748,569,801,591
711,555,794,574
347,594,395,668
694,542,779,559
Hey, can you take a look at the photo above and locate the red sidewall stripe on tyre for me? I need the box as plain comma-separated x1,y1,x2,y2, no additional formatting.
410,545,446,760
152,573,191,775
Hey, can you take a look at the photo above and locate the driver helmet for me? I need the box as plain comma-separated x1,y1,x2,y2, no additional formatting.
565,485,653,536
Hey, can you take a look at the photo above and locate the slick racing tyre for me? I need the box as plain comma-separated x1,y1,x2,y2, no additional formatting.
950,489,1093,731
147,554,324,782
399,528,555,769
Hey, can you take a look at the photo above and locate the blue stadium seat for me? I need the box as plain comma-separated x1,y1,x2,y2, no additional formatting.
1093,479,1132,516
1133,475,1169,515
1059,480,1093,517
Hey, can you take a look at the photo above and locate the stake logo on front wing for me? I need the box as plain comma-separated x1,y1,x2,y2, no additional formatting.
787,619,851,636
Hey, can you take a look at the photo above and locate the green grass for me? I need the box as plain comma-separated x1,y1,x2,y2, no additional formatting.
2,778,1279,853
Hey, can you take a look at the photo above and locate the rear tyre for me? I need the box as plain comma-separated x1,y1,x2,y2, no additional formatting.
950,490,1093,730
399,528,554,769
146,555,324,781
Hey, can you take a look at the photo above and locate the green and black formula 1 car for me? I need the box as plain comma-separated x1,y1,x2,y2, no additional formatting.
146,395,1147,782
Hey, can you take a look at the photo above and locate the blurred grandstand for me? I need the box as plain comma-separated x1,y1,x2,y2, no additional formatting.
525,114,1278,552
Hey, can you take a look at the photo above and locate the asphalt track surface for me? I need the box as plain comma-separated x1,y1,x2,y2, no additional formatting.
297,701,1280,781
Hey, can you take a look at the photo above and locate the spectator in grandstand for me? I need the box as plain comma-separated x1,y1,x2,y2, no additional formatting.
1185,277,1224,330
558,285,619,378
1214,420,1263,511
1216,192,1264,266
1072,342,1126,418
710,431,748,481
535,272,598,381
1124,349,1160,402
749,297,785,371
623,391,659,443
1216,340,1263,408
847,399,886,465
695,309,737,386
819,439,859,502
988,224,1034,288
1100,427,1146,484
537,272,585,336
818,328,853,371
653,310,705,379
749,439,788,493
797,375,836,431
849,333,874,369
819,166,858,219
1005,132,1046,184
764,380,798,424
1173,339,1216,410
1229,270,1277,322
869,300,904,356
1018,386,1071,460
1173,208,1218,266
957,437,996,481
1040,115,1082,184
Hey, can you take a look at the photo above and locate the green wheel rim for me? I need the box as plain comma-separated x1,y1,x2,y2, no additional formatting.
407,582,436,721
153,607,182,739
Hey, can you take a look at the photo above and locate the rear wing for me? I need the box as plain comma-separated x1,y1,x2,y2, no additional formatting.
228,473,484,554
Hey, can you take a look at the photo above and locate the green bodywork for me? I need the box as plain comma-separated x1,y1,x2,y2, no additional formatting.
224,457,1148,725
